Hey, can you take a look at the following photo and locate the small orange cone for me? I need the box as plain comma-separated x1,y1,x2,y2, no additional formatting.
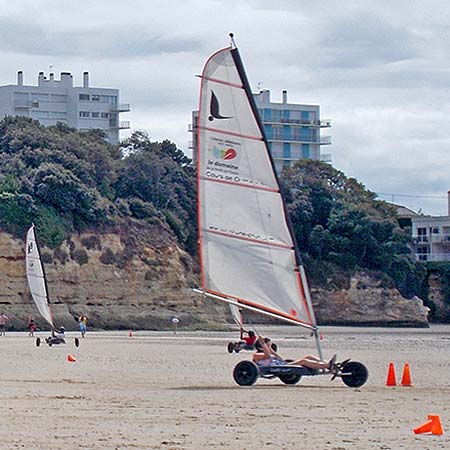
67,354,76,362
128,330,133,337
413,415,443,435
320,333,324,341
401,362,413,387
386,362,397,386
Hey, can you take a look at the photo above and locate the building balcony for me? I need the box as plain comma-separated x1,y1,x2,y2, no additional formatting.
415,253,450,262
109,121,131,129
111,103,130,112
260,118,332,127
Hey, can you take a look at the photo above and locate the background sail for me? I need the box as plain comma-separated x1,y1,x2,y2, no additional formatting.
197,46,316,328
26,225,54,327
229,304,243,329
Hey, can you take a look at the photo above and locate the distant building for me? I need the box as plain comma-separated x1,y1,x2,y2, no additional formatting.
253,90,331,172
189,89,331,172
0,71,130,144
410,191,450,262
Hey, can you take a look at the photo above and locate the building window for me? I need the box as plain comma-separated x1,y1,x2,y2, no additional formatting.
79,94,90,101
31,101,39,108
431,227,440,234
91,112,100,118
79,111,90,118
302,144,310,158
101,112,109,118
283,143,291,159
91,94,100,102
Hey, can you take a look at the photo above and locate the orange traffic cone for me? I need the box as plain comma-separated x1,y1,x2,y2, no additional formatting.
386,362,397,386
67,354,76,362
128,330,133,337
413,415,443,435
401,363,413,387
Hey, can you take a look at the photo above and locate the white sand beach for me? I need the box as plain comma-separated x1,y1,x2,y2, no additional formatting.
1,325,450,449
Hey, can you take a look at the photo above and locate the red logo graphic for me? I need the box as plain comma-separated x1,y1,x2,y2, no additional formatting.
290,309,298,317
223,148,236,160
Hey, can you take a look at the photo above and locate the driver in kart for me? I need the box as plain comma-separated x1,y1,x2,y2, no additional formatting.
252,335,337,371
240,329,257,347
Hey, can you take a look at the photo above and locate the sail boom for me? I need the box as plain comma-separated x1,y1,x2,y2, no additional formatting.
193,289,316,331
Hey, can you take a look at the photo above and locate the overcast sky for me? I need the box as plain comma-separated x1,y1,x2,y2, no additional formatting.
0,0,449,215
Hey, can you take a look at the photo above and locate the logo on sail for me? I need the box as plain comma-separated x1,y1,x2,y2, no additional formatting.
208,91,232,121
213,147,237,161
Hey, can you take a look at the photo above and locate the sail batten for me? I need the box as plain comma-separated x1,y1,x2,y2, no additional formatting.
26,225,54,328
197,43,317,330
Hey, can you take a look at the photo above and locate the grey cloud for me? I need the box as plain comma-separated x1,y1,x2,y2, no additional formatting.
0,20,202,58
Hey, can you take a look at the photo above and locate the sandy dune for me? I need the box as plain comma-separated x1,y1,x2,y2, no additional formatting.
1,325,450,449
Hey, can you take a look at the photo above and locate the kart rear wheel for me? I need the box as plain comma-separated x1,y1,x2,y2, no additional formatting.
278,373,301,385
35,337,41,347
271,343,278,352
233,360,259,386
341,361,368,388
227,342,234,354
74,337,80,347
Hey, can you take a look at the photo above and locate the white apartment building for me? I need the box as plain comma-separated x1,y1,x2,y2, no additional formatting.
411,191,450,262
190,89,331,173
253,90,331,173
0,71,130,144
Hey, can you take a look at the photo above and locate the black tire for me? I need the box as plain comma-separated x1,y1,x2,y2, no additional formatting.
35,337,41,347
227,342,234,354
271,343,278,352
278,372,302,385
74,337,80,348
48,342,52,347
233,360,259,386
341,361,368,388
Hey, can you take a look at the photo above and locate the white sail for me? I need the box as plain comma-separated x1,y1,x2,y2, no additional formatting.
26,225,54,327
197,40,317,330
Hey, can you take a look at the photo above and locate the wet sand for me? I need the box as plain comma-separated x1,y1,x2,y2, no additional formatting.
1,325,450,449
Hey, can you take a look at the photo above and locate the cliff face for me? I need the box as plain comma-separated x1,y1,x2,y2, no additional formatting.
0,230,223,331
0,232,430,330
313,272,430,327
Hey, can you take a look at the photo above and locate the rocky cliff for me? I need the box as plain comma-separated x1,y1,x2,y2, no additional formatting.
0,231,430,331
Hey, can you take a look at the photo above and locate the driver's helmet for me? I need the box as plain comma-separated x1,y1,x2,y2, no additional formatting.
59,326,65,333
248,330,255,337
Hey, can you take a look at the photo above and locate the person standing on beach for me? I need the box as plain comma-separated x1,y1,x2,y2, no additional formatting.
78,314,88,338
28,316,36,336
0,313,9,336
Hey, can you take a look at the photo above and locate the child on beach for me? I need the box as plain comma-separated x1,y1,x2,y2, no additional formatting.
78,315,88,338
28,317,36,336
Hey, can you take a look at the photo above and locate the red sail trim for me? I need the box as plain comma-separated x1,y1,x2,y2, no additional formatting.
199,75,243,89
295,270,314,325
205,288,314,327
202,176,279,193
206,228,293,250
199,125,263,142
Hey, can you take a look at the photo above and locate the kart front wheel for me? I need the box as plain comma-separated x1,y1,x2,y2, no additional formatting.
35,337,41,347
74,337,80,347
271,343,278,352
341,361,368,388
233,360,259,386
227,342,234,354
